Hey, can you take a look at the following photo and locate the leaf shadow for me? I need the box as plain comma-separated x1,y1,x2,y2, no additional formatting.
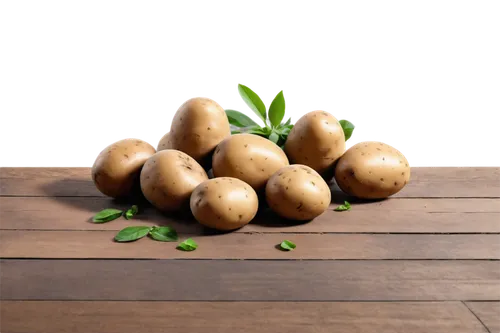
275,243,286,251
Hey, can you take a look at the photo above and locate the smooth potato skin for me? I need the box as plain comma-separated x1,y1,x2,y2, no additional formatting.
335,142,410,199
285,111,345,175
190,177,258,231
157,132,171,151
266,165,331,221
212,134,290,191
169,98,230,163
140,150,208,211
92,139,155,198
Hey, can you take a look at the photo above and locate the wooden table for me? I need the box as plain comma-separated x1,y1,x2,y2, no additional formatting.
1,167,499,333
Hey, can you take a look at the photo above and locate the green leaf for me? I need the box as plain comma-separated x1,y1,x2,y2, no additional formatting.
177,238,198,251
268,131,280,144
231,130,242,134
238,84,266,122
245,126,266,135
334,201,352,212
280,240,296,251
275,127,291,136
149,226,178,242
114,226,151,242
225,110,259,128
93,208,123,223
124,205,138,220
339,120,355,141
268,91,285,127
278,115,293,128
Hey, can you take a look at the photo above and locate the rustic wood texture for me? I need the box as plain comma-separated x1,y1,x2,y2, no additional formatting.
2,197,499,233
1,167,498,332
2,167,499,197
0,301,488,333
465,302,500,333
2,259,499,301
2,231,499,259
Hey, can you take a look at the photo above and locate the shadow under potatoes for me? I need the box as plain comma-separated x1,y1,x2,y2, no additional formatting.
329,176,388,205
39,178,209,235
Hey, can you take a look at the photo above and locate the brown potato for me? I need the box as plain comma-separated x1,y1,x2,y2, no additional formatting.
140,150,208,211
212,134,289,191
335,141,410,199
92,138,155,198
169,97,230,164
266,164,331,220
190,177,258,231
285,111,345,175
157,132,170,151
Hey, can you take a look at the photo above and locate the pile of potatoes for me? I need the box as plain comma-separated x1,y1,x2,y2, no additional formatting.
92,97,410,231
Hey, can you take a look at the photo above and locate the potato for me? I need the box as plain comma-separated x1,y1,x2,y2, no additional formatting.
285,111,345,175
190,177,258,231
169,97,230,164
157,132,170,151
266,164,331,220
335,141,410,199
92,138,155,198
140,149,208,211
212,134,289,191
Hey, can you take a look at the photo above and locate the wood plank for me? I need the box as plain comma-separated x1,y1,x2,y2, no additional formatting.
0,167,100,197
465,302,500,333
0,301,487,333
1,260,499,301
2,231,499,259
2,167,499,197
2,197,499,233
393,167,500,198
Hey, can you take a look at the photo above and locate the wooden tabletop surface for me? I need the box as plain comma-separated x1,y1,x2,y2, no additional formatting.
1,167,499,333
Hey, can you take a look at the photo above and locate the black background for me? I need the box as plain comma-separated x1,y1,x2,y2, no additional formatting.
0,74,494,161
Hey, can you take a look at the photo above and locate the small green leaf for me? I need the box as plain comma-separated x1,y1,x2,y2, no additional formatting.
339,120,355,141
225,110,259,128
282,128,291,135
93,208,123,223
124,205,138,220
275,127,291,136
268,131,280,144
246,126,267,135
238,84,267,122
280,240,296,251
262,127,272,135
177,238,198,251
334,201,352,212
149,226,178,242
268,91,285,127
231,130,242,134
278,115,293,128
114,226,151,242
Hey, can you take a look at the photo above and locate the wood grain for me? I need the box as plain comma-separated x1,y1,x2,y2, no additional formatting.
0,301,487,333
0,168,100,197
2,259,499,301
2,197,499,233
466,302,500,333
2,167,499,197
2,231,499,259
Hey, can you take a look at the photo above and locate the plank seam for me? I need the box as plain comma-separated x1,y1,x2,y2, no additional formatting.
1,299,499,303
2,195,500,199
2,229,500,235
462,301,492,333
2,258,499,261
